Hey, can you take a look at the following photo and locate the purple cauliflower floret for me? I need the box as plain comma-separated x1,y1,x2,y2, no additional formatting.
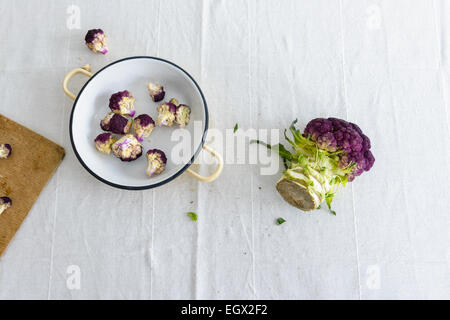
94,133,116,154
109,90,136,117
133,114,155,142
315,132,336,152
0,197,12,215
156,102,177,127
146,149,167,177
175,104,191,128
100,112,132,134
169,98,179,106
147,82,165,102
304,118,333,139
304,117,374,181
85,29,108,54
0,144,12,159
100,112,114,131
111,135,143,162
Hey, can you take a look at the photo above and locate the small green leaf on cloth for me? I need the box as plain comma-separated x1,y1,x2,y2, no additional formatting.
187,212,198,221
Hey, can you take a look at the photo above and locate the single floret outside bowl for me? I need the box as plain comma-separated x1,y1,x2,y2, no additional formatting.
0,197,12,215
85,29,108,54
0,144,12,159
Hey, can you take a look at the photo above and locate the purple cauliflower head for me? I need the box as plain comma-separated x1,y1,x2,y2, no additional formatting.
85,29,108,54
94,133,116,154
156,102,177,127
109,90,136,117
111,134,143,162
0,197,12,215
146,149,167,177
147,82,165,102
100,112,132,134
0,144,12,159
133,114,155,142
304,117,374,181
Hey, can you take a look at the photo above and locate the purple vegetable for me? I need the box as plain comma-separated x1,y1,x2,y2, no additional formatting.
100,112,114,131
175,104,191,128
111,135,143,162
133,114,155,142
94,133,116,154
146,149,167,177
85,29,108,54
147,82,165,102
109,90,136,117
100,112,132,134
169,98,179,106
260,118,375,213
0,144,12,159
0,197,12,215
304,117,374,181
156,102,176,127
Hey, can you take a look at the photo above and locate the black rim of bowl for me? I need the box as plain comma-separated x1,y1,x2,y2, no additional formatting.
69,56,209,190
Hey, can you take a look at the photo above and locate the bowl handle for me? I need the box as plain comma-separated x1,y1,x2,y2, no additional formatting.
62,65,93,100
186,145,223,182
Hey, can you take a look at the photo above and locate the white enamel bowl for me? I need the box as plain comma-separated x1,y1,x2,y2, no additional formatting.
63,56,222,190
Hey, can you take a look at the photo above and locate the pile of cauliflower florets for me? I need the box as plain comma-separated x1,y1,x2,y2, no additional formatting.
94,85,191,178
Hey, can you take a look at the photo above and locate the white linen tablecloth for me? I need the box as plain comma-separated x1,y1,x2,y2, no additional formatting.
0,0,449,299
